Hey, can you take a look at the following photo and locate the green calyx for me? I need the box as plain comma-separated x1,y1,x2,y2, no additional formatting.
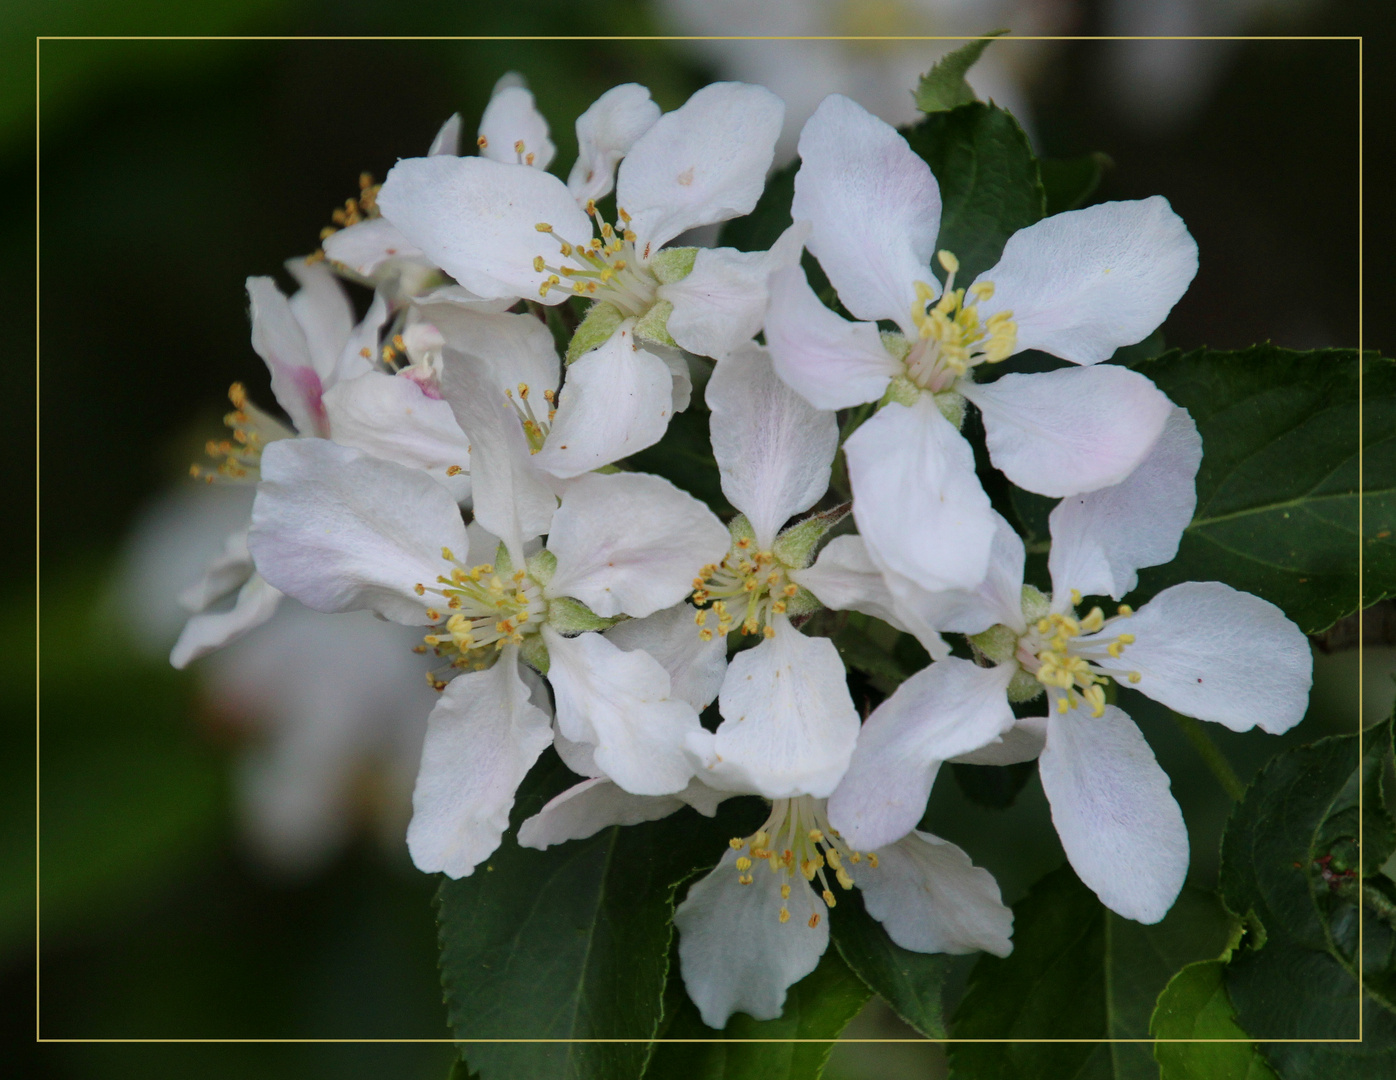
545,595,619,635
633,298,676,348
526,548,557,589
566,302,624,364
772,505,850,570
649,246,697,284
518,634,550,676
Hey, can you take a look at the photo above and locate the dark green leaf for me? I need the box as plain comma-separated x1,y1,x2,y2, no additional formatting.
828,881,952,1038
913,31,1009,113
718,158,796,256
950,865,1238,1079
831,613,913,691
902,102,1045,283
1039,152,1112,215
642,947,871,1079
1150,960,1277,1080
627,408,732,517
1130,347,1396,634
950,760,1036,810
1216,714,1396,1074
439,750,764,1080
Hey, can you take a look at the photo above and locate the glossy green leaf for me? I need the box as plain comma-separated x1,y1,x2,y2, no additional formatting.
1150,960,1278,1080
913,31,1009,113
439,750,764,1080
642,947,871,1079
1039,152,1111,215
950,865,1238,1079
903,102,1045,283
1216,715,1396,1075
1129,347,1395,633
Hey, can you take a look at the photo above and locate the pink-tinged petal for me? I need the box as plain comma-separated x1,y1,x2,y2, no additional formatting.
169,573,283,669
974,197,1198,365
543,627,701,797
765,265,899,410
619,82,784,253
377,154,592,303
406,648,554,878
827,658,1015,852
248,439,467,624
1048,407,1201,601
857,831,1013,957
246,276,328,437
706,342,838,548
322,217,426,278
477,81,556,170
675,849,829,1029
1105,582,1312,735
532,324,674,479
792,94,940,327
961,365,1172,497
284,258,355,383
568,83,661,205
604,604,728,713
661,223,809,360
845,398,995,592
544,471,729,619
1039,705,1188,924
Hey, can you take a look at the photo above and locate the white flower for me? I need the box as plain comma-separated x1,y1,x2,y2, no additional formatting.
518,782,1011,1029
766,94,1198,595
827,411,1314,923
247,438,730,876
376,81,794,361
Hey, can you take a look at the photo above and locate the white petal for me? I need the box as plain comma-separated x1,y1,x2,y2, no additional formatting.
284,258,354,382
789,535,908,632
974,197,1198,365
845,398,995,592
322,217,426,278
827,658,1015,852
619,82,784,253
431,307,561,397
544,471,729,619
517,776,724,850
170,573,283,669
962,365,1172,498
177,528,253,613
1038,705,1188,924
650,341,693,414
1106,582,1312,734
568,83,661,205
440,352,558,558
857,831,1013,957
246,276,327,437
674,849,829,1029
792,94,939,326
1048,407,1202,601
553,726,602,779
532,323,675,479
335,290,389,386
543,627,700,796
321,371,472,500
248,439,466,623
605,604,728,712
428,112,462,156
885,510,1027,636
660,223,809,360
477,84,555,170
691,621,859,799
406,650,554,878
951,717,1048,766
765,265,899,410
377,155,592,303
706,341,837,547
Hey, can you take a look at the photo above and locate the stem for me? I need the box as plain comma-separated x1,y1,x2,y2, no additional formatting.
1173,712,1246,802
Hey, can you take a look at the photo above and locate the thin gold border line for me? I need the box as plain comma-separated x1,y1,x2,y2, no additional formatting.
27,31,1368,1049
31,34,1365,42
1357,30,1366,1046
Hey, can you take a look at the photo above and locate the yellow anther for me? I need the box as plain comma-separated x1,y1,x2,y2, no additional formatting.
822,889,836,907
446,465,464,476
534,222,552,232
514,140,525,154
1128,671,1142,684
780,883,791,899
836,869,854,890
735,857,752,871
1118,604,1134,617
532,255,545,272
753,831,769,848
477,135,488,149
698,629,714,641
778,907,790,924
425,608,440,621
1118,633,1135,645
807,829,823,843
763,625,776,639
825,849,841,870
414,583,426,596
808,913,821,929
1070,588,1083,606
867,853,879,869
729,837,745,849
937,250,960,274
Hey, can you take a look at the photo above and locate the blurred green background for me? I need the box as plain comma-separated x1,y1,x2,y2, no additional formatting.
15,1,1392,1076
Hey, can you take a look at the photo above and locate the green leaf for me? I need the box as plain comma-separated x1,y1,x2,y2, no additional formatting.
1039,152,1112,215
717,157,797,256
1130,347,1396,634
950,760,1036,810
438,750,764,1080
1150,960,1278,1080
1215,714,1396,1075
950,865,1239,1078
902,103,1045,283
913,31,1009,114
642,947,871,1079
828,881,952,1038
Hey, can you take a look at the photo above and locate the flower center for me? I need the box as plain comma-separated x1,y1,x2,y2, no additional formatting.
900,250,1017,392
189,382,293,483
728,796,871,927
533,201,659,317
691,536,800,641
1016,590,1140,717
415,547,547,683
504,383,556,453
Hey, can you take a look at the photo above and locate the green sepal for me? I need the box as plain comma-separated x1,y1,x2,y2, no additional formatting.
881,374,920,408
1020,584,1049,622
546,596,619,635
914,30,1009,113
650,245,697,284
1006,668,1044,704
493,541,514,578
772,505,850,569
879,329,911,363
934,390,965,428
968,622,1017,666
784,585,823,618
526,548,557,589
518,634,550,676
566,301,624,364
633,298,675,348
727,513,756,548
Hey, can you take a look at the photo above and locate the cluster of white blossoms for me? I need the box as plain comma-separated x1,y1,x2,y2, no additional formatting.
172,75,1313,1028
